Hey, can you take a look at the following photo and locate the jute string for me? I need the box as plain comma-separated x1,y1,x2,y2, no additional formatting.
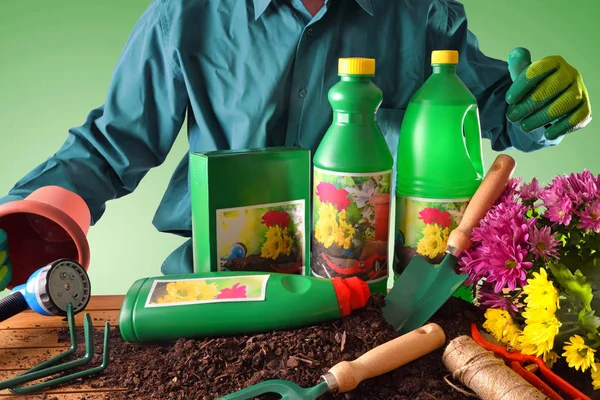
442,335,549,400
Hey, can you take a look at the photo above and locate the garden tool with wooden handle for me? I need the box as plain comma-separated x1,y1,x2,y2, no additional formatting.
383,153,517,335
217,322,446,400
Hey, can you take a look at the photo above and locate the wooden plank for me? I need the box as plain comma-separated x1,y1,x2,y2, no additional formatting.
0,329,67,349
0,295,128,399
0,310,119,330
0,372,125,397
0,348,68,371
85,295,124,311
0,392,118,399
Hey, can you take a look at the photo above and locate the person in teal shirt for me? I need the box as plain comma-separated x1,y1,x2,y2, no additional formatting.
0,0,592,285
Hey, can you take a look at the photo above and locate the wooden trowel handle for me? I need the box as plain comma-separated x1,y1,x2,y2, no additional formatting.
447,153,516,254
324,323,446,393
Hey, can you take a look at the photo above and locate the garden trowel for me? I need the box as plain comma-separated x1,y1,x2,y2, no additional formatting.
217,322,446,400
383,154,516,335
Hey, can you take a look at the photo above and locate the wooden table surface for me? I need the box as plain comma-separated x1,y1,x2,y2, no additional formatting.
0,295,125,399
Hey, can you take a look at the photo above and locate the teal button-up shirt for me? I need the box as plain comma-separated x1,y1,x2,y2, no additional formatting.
0,0,559,274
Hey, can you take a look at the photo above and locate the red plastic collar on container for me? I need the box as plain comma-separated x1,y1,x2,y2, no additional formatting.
332,277,371,317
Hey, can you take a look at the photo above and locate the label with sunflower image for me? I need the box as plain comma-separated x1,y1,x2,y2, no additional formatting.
145,275,271,307
215,200,305,275
392,196,470,278
311,167,392,284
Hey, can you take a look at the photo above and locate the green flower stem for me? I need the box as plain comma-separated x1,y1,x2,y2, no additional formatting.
561,321,579,327
557,326,581,339
510,290,523,300
564,312,579,316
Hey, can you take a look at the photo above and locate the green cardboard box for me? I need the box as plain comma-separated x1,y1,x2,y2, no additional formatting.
190,147,311,275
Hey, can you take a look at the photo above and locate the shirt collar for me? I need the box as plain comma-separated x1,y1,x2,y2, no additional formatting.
253,0,374,20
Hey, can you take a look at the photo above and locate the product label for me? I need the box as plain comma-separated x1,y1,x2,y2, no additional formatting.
311,167,392,283
216,200,305,275
393,196,470,277
145,275,271,307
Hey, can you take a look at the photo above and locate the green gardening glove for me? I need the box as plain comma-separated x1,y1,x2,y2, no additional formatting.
0,229,11,291
505,47,592,140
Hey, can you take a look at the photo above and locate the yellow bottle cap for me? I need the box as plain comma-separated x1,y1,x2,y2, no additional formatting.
338,58,375,75
431,50,459,65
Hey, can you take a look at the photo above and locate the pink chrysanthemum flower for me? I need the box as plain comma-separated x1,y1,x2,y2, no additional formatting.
539,188,573,226
486,224,534,292
564,170,597,205
476,283,519,315
473,201,529,245
519,177,541,202
499,177,522,203
528,225,560,261
577,200,600,233
458,247,486,286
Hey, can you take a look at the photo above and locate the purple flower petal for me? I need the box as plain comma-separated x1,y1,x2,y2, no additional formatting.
577,200,600,233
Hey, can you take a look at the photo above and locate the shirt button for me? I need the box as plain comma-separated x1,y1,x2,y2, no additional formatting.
307,28,313,36
299,89,307,98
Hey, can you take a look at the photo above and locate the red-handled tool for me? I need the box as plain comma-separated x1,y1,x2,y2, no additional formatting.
471,323,590,400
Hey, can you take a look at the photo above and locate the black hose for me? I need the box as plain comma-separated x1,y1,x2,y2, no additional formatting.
0,291,28,323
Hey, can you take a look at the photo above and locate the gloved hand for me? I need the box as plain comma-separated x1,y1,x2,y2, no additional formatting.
0,229,11,291
505,47,592,140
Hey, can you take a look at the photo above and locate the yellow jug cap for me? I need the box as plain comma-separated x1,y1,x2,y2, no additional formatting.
431,50,459,65
338,58,375,75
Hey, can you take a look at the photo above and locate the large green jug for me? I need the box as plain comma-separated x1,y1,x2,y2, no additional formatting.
311,57,394,295
393,50,484,299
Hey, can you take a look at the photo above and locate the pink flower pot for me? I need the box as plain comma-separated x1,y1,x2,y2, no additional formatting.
0,186,91,289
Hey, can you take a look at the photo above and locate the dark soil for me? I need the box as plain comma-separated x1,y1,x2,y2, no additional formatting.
221,253,301,274
49,296,595,400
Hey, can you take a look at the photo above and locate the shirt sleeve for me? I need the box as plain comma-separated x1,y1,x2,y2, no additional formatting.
0,0,188,224
427,0,562,152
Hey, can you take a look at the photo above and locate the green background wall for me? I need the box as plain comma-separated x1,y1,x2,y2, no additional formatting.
0,0,598,295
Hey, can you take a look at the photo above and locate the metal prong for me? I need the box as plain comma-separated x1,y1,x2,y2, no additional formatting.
9,321,111,394
4,310,95,393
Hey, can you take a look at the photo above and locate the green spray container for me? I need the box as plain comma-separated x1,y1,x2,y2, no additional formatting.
119,271,370,343
311,58,394,295
393,50,484,300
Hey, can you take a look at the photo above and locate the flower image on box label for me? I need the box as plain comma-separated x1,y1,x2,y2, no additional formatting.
311,167,392,283
145,275,270,307
216,200,305,275
393,196,469,277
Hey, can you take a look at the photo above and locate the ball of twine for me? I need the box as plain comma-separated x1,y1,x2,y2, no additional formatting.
442,335,549,400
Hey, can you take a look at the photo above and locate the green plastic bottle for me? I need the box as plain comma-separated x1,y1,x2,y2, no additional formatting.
311,58,394,295
119,271,370,343
392,50,484,301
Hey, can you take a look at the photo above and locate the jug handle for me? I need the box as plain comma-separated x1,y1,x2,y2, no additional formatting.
463,104,485,178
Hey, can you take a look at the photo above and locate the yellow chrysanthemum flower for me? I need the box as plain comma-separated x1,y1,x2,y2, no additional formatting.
543,351,559,369
156,294,176,304
562,335,597,373
315,204,356,249
261,225,294,259
521,305,556,324
261,225,282,259
591,363,600,390
416,224,449,258
158,280,220,303
315,213,339,248
483,309,522,349
336,211,355,249
281,228,294,255
522,268,560,314
502,323,523,350
318,202,337,221
518,314,561,358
